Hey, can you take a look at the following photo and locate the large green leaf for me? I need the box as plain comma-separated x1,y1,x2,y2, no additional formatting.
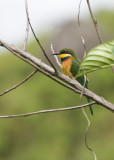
76,40,114,77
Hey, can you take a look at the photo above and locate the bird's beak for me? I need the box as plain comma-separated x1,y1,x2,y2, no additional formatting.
51,52,60,56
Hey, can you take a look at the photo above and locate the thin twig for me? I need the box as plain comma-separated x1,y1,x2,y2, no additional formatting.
78,0,87,57
78,0,87,102
23,0,29,50
80,76,97,160
0,70,37,96
78,2,97,157
82,107,97,160
0,102,96,118
86,0,103,44
24,0,57,72
78,1,88,106
51,44,62,68
28,19,57,73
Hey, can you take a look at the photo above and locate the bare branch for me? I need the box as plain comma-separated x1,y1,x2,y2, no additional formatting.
51,44,62,68
86,0,103,44
0,70,37,96
0,101,96,118
23,0,29,50
0,39,114,112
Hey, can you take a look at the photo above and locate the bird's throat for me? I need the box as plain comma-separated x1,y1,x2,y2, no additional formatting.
62,56,74,79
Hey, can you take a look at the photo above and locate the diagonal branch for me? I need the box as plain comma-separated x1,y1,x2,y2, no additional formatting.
0,39,114,112
25,0,57,73
0,70,37,96
24,0,57,72
29,21,57,73
86,0,103,44
0,101,96,118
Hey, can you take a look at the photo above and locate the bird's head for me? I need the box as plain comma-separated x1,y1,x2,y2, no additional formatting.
52,48,77,61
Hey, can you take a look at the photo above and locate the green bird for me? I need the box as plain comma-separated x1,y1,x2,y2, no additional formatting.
52,48,93,115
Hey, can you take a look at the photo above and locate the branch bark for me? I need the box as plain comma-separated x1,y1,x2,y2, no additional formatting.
86,0,103,44
0,102,96,118
0,39,114,112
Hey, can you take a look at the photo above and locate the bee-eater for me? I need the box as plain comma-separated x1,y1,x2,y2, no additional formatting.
52,48,93,115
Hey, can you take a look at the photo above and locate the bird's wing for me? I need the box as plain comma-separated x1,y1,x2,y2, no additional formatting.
70,58,81,77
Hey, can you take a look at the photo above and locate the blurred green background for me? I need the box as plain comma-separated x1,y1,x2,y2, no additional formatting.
0,11,114,160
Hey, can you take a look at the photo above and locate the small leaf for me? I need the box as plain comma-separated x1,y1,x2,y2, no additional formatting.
76,40,114,77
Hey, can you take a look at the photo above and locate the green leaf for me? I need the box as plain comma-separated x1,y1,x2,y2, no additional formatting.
112,46,114,55
76,40,114,78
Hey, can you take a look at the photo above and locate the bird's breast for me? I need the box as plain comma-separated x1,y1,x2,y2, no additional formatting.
62,56,74,79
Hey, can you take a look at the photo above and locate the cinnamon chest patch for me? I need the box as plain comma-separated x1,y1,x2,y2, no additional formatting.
62,56,74,79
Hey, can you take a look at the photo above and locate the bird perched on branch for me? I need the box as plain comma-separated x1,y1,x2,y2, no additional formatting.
52,48,93,115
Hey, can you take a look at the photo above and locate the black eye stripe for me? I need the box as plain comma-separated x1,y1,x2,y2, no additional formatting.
60,50,71,55
60,50,65,54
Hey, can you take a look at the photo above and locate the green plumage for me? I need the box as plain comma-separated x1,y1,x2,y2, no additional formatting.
70,58,81,77
59,49,93,115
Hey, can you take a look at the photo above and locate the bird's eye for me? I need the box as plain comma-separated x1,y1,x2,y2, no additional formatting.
60,51,65,54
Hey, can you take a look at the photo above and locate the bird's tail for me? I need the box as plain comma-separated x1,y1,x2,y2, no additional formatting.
86,97,93,115
76,76,93,115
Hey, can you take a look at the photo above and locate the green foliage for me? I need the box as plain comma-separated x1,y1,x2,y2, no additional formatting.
77,40,114,77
